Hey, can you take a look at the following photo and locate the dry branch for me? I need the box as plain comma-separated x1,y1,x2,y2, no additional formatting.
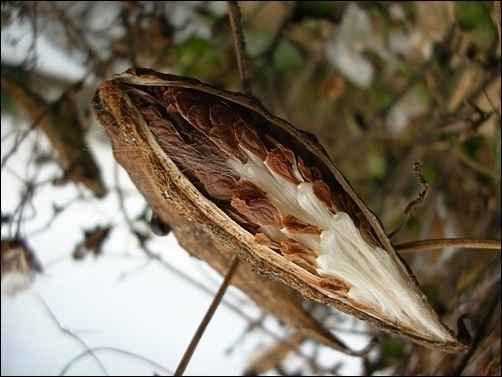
1,63,106,198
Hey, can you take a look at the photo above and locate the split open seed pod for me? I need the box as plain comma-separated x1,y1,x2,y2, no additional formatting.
93,68,470,353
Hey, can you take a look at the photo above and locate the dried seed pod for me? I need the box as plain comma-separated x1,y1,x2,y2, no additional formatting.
93,68,470,353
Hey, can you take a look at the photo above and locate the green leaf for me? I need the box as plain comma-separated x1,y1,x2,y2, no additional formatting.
461,134,485,159
246,30,304,72
171,36,224,77
455,1,496,43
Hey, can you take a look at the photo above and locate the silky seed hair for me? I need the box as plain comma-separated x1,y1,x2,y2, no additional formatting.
93,69,470,352
108,78,453,342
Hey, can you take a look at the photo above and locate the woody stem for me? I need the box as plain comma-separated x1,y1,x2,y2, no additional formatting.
395,238,501,253
174,254,240,376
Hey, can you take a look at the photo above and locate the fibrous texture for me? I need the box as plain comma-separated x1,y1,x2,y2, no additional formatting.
93,68,470,352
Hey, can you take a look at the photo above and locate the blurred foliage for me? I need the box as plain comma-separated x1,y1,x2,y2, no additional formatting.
1,1,500,376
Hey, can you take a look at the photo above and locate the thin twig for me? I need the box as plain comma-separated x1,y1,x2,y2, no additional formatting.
174,254,240,376
34,293,110,375
59,345,172,376
42,2,108,78
453,279,501,376
388,162,429,239
1,122,38,170
395,238,501,253
227,1,252,94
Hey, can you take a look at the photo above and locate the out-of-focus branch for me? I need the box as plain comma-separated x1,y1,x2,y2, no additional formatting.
41,2,110,78
1,63,106,198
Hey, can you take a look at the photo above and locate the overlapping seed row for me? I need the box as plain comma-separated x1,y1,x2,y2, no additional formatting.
119,83,455,340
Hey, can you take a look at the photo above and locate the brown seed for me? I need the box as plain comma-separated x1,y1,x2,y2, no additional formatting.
233,180,266,200
209,122,246,162
280,238,319,269
231,198,282,227
312,180,335,212
282,215,322,235
265,145,301,185
318,276,350,295
234,120,268,160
